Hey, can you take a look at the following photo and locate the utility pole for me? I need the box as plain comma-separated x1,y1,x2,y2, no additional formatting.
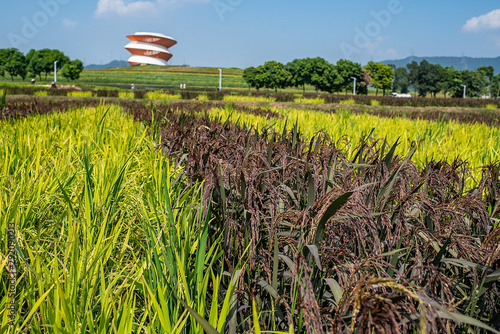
218,69,222,92
461,84,466,99
351,77,357,96
54,61,58,83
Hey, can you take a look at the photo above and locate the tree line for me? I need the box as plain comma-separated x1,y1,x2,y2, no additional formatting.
0,48,84,82
243,58,500,98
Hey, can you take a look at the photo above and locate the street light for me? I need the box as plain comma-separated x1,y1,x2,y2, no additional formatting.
218,69,222,92
351,77,357,96
461,84,466,99
54,61,58,83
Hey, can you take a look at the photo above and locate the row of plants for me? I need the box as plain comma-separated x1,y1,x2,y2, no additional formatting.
2,99,500,332
0,104,248,333
124,102,500,332
207,105,500,173
3,85,500,109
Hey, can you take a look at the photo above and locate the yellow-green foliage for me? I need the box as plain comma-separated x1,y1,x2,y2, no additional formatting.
119,91,134,99
223,95,275,102
0,105,228,332
294,97,326,104
340,99,356,105
208,106,500,170
196,94,209,100
371,100,381,106
34,91,48,96
145,91,181,100
67,91,93,97
485,104,498,109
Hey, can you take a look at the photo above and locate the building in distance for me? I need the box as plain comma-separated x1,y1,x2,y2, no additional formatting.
125,32,177,66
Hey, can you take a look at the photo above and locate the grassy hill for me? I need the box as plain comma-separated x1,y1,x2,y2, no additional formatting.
76,65,246,89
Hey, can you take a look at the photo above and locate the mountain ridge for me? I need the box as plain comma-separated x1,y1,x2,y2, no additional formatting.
84,60,130,70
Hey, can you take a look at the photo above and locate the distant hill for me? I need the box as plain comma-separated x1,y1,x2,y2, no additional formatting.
84,60,130,70
381,56,500,73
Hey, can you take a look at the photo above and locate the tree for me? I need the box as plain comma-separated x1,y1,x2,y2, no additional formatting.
365,61,394,96
286,58,313,93
436,66,461,98
243,63,289,91
242,66,257,89
26,49,45,81
393,67,409,93
476,66,495,83
0,49,6,77
60,59,84,81
335,59,363,94
406,60,440,97
358,68,373,95
302,57,337,93
36,49,70,80
476,66,495,97
457,70,488,98
262,61,291,91
493,73,500,99
0,48,27,81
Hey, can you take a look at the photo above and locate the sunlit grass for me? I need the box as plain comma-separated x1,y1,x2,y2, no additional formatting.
118,91,134,99
223,95,275,102
0,104,230,333
208,106,500,172
145,91,181,100
67,91,93,97
294,97,325,104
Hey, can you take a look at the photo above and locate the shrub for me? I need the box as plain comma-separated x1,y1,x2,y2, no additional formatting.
207,92,225,101
180,91,200,100
133,90,146,99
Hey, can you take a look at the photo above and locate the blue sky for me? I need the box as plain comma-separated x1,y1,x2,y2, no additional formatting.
0,0,499,68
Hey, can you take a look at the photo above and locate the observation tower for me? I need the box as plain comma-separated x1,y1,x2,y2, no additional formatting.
125,32,177,66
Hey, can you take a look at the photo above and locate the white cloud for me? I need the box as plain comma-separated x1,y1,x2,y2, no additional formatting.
365,36,389,55
62,18,78,28
95,0,157,17
95,0,209,17
463,9,500,32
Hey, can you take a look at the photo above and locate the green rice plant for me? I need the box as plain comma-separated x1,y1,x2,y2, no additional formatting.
485,104,498,109
118,91,134,99
294,97,325,104
196,94,209,101
370,99,381,106
339,98,356,105
67,91,93,97
33,91,48,96
0,104,226,333
145,91,181,100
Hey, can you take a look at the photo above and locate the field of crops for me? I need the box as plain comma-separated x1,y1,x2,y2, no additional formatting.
1,97,500,333
78,70,247,89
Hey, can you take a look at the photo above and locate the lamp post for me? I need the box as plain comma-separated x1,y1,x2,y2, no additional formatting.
351,77,357,96
218,69,222,92
54,61,58,83
461,84,466,99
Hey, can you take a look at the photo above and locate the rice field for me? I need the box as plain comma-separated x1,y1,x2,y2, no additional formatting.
1,97,500,333
78,70,246,88
208,106,500,170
